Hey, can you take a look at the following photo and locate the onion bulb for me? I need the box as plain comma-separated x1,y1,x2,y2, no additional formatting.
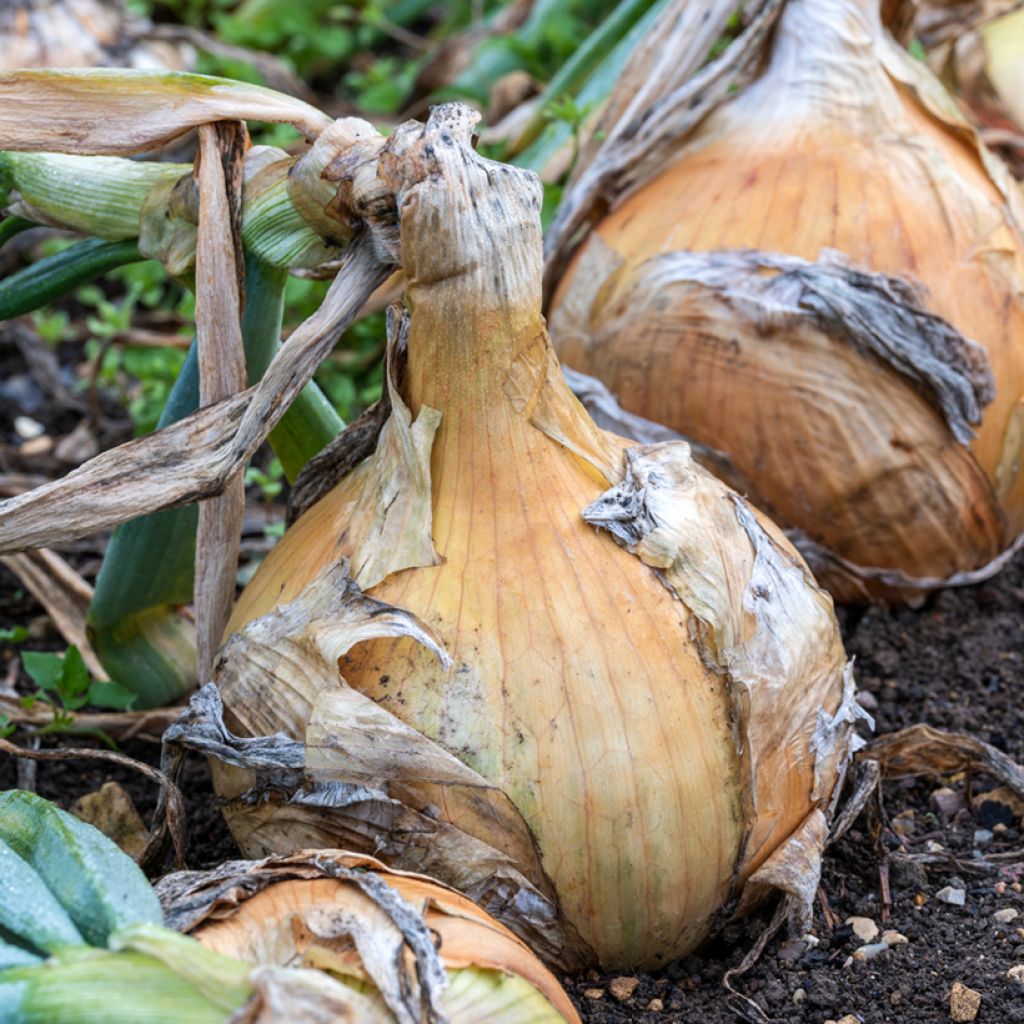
190,104,864,971
164,850,580,1023
549,0,1024,600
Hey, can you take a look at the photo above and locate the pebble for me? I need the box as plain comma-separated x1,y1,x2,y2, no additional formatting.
972,787,1024,828
973,829,994,847
583,988,604,1000
993,908,1020,924
608,977,638,1002
836,1016,862,1024
914,892,928,907
949,982,981,1022
926,840,945,853
853,942,888,962
846,917,879,943
647,998,663,1011
881,930,909,946
19,435,53,456
777,938,808,961
14,415,45,439
937,886,966,906
1008,965,1024,985
792,988,806,1005
856,690,878,711
931,786,965,818
892,810,915,836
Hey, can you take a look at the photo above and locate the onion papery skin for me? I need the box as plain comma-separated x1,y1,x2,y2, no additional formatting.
222,106,853,971
549,0,1024,601
192,873,580,1023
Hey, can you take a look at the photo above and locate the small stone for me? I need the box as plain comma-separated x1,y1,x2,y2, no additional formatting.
1017,927,1024,941
856,690,879,711
20,435,53,456
853,943,888,962
926,840,945,853
777,938,808,961
881,930,909,946
71,782,149,860
973,829,994,847
608,977,639,1003
994,908,1020,924
802,932,820,948
931,786,965,818
1014,882,1023,892
846,917,879,943
583,988,604,1000
914,892,928,907
836,1016,862,1024
892,810,915,836
949,982,981,1022
972,787,1024,828
54,421,98,464
14,415,44,439
792,988,806,1005
937,886,967,906
995,882,1008,895
1008,965,1024,985
647,997,664,1012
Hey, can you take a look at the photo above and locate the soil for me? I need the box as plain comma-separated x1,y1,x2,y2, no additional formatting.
2,328,1024,1024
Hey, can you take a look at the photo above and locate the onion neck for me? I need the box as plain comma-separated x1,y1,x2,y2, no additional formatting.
384,114,550,442
735,0,897,135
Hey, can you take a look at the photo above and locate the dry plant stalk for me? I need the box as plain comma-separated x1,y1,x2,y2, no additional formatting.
548,0,1024,601
193,120,248,681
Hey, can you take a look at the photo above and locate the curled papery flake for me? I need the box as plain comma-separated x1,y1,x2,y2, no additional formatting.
812,661,875,808
583,442,852,894
231,964,395,1024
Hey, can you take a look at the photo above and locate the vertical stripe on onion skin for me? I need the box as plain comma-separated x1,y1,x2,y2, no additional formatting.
222,104,859,970
549,0,1024,601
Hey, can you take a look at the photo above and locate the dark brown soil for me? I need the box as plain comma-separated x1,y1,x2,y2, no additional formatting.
2,543,1024,1023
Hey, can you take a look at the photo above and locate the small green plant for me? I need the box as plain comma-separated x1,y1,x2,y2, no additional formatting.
0,626,29,644
30,308,72,346
244,456,285,501
543,93,593,175
17,646,136,747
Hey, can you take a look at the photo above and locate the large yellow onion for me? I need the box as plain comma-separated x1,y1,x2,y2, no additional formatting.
198,105,863,971
549,0,1024,600
162,850,580,1023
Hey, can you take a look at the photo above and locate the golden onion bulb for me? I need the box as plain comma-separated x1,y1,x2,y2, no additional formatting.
174,851,580,1023
549,0,1024,600
207,105,862,971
